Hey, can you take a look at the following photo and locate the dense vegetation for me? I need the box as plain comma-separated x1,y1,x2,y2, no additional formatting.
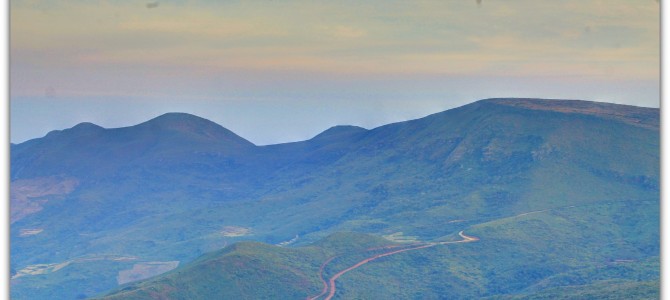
97,199,659,299
10,98,659,299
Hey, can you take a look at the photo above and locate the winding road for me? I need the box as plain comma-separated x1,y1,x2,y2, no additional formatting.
308,256,337,300
308,231,479,300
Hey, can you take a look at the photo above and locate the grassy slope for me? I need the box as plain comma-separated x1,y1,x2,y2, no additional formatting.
96,232,394,299
498,281,659,300
95,198,658,299
328,201,657,299
10,99,659,299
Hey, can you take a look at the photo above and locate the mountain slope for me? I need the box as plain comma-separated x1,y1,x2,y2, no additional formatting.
95,198,658,299
9,98,659,299
97,232,394,300
11,112,255,178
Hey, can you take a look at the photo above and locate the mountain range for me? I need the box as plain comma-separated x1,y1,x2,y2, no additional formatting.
10,98,659,299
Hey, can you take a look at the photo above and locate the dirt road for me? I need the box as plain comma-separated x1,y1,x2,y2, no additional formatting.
307,256,336,300
308,230,479,300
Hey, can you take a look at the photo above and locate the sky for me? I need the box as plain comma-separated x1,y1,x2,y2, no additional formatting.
10,0,660,145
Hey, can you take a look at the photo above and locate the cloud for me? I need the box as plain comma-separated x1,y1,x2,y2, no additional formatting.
329,26,367,39
10,0,659,98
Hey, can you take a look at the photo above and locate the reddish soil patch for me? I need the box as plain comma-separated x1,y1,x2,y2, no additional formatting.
11,177,78,223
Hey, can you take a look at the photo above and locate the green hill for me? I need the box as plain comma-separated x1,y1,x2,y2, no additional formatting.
97,232,395,299
96,198,658,299
10,98,658,299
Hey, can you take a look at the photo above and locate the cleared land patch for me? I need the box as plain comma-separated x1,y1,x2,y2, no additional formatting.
221,226,251,237
12,255,137,280
11,176,78,223
117,261,180,285
19,228,44,237
382,232,419,243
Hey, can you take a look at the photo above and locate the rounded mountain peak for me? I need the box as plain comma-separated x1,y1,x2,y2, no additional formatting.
311,125,368,141
137,112,255,146
143,112,215,127
44,122,105,139
71,122,105,131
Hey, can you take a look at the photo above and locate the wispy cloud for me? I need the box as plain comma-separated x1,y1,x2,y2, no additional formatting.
10,0,659,98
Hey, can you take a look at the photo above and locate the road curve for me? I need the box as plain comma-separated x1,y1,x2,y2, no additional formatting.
318,231,478,300
307,256,336,300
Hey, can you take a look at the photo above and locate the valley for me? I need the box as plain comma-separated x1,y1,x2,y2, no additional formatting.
315,231,479,300
9,98,659,299
96,196,658,299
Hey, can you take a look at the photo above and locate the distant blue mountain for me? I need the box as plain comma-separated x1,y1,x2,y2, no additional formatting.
10,98,659,299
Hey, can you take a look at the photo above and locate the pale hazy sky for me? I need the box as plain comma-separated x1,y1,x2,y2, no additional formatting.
10,0,659,145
